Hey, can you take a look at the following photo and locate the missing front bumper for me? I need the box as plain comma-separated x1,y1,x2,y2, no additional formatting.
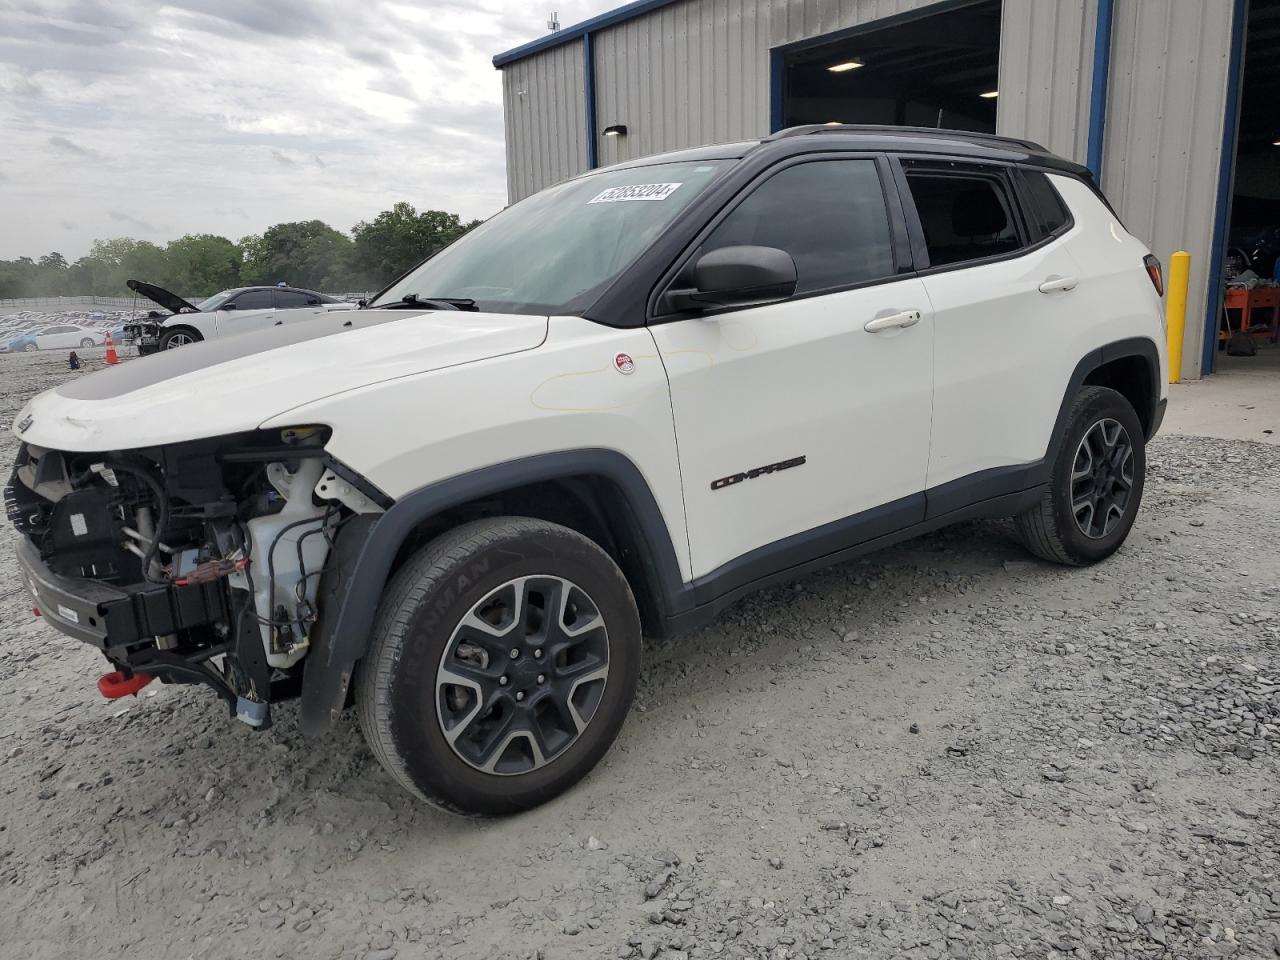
16,536,230,652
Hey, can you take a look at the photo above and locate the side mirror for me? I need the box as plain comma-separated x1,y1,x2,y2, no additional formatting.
666,245,798,312
221,302,237,310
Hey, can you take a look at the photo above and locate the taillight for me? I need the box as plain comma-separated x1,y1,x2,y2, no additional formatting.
1143,255,1164,297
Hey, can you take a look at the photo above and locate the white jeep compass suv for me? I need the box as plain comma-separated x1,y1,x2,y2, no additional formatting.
8,126,1168,815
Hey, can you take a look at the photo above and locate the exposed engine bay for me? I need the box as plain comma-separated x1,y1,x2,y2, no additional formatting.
121,315,164,349
5,427,385,728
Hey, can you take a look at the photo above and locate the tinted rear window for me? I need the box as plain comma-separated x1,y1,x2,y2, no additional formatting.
276,291,313,308
905,171,1022,268
1021,171,1072,239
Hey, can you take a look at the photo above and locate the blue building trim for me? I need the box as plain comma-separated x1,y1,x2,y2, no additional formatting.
1085,0,1115,178
494,0,683,68
1201,0,1249,376
584,33,599,169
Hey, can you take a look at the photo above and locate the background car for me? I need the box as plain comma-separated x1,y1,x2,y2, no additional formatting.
6,324,106,352
124,280,358,353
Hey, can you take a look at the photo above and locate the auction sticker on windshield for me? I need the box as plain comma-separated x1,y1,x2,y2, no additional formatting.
589,183,683,204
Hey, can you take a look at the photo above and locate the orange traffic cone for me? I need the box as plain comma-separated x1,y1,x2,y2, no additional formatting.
104,332,119,365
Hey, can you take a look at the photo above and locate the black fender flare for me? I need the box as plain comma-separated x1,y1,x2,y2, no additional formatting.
1048,336,1163,457
299,448,688,737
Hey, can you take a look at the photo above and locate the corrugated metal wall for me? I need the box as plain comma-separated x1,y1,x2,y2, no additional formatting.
501,42,588,203
1102,0,1235,381
592,0,947,169
592,0,767,168
498,0,1239,377
503,0,1100,197
996,0,1096,163
504,0,1099,195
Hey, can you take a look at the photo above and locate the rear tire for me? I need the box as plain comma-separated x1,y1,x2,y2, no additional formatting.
79,338,95,348
356,517,642,816
23,343,37,352
1014,385,1146,565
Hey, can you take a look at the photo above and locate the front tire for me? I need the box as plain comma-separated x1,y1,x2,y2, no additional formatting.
1015,385,1146,565
23,343,37,352
79,338,95,348
356,517,642,816
158,327,201,350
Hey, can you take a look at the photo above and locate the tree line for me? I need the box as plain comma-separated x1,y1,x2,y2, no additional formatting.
0,202,484,300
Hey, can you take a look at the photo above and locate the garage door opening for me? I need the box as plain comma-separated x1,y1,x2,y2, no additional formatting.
776,0,1001,132
1215,0,1280,376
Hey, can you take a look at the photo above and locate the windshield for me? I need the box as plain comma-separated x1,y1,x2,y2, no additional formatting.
369,160,730,313
195,289,238,312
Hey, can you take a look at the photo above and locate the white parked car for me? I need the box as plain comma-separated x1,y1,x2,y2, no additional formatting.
123,280,357,353
9,126,1168,816
5,324,105,352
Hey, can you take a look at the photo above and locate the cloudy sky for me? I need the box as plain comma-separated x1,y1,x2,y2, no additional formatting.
0,0,617,260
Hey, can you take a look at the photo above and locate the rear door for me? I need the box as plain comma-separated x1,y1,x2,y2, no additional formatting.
896,159,1083,506
216,288,277,338
274,289,327,325
44,325,79,348
650,155,935,581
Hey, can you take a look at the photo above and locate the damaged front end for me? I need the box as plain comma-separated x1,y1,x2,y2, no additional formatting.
122,318,163,354
4,428,386,728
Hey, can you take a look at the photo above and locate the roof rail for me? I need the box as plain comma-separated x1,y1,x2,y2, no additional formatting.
765,124,1048,155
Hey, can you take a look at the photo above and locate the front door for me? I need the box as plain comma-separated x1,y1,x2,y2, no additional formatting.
650,157,934,581
216,288,277,338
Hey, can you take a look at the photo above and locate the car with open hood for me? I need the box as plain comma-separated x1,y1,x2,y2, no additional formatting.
8,126,1168,817
123,280,356,354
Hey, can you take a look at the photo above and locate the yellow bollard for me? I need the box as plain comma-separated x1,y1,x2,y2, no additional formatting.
1165,250,1190,384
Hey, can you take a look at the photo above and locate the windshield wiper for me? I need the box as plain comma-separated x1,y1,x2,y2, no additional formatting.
369,294,478,311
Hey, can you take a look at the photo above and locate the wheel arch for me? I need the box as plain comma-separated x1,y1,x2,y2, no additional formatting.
160,323,204,344
1082,342,1160,440
299,449,689,737
1050,337,1162,463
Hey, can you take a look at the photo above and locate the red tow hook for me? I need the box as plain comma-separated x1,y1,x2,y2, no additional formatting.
98,671,154,699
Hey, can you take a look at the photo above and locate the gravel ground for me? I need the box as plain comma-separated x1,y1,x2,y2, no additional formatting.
2,350,1279,960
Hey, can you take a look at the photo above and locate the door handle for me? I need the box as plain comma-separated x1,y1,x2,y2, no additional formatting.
864,310,922,333
1038,275,1079,294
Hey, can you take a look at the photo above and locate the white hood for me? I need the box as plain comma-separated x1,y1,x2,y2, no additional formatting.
13,308,548,452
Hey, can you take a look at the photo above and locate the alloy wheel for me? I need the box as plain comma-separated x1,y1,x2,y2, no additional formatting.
164,332,195,348
435,575,610,776
1070,417,1134,539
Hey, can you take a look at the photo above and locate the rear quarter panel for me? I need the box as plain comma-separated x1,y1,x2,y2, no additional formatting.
1051,175,1169,399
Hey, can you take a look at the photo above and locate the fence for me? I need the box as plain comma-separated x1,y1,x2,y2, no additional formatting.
0,296,142,310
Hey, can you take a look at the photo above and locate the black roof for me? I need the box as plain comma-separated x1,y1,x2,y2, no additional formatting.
228,285,326,296
601,125,1090,179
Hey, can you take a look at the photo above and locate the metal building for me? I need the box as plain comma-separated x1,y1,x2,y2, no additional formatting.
495,0,1278,380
